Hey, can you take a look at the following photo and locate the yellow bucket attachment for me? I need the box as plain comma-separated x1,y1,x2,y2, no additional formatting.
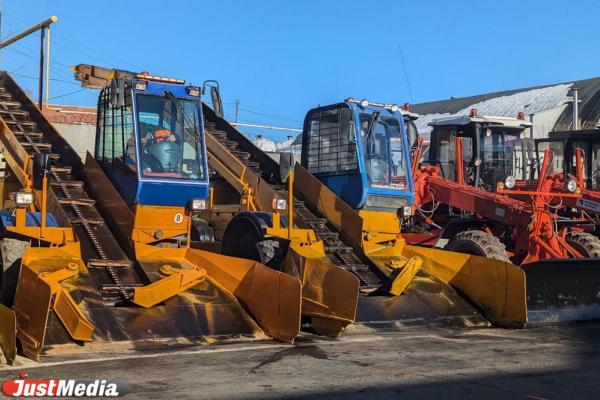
182,247,302,342
9,247,94,361
401,244,527,328
0,304,16,365
389,257,422,296
133,265,207,308
281,246,359,337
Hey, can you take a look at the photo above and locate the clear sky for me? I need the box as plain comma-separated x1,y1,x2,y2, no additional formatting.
1,0,599,140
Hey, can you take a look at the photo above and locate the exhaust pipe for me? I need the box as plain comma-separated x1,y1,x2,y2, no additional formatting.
571,87,579,130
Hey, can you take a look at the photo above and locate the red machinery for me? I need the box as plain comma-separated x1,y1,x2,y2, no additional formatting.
405,111,600,322
503,129,600,237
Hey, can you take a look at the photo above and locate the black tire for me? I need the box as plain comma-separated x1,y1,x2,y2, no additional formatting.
221,213,288,270
445,230,510,262
566,232,600,258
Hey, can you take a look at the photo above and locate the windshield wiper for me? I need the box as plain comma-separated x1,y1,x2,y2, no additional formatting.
165,91,201,147
365,111,380,143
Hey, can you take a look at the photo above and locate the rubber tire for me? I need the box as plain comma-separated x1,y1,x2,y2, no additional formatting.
445,230,510,262
566,232,600,258
221,214,286,271
0,237,29,307
221,217,265,263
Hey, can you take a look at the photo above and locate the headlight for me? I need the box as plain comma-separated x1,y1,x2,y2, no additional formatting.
134,81,147,91
399,206,412,218
473,158,482,166
186,86,200,97
189,199,207,211
504,175,516,189
360,99,369,108
566,179,578,193
15,191,33,207
390,104,399,113
272,198,287,211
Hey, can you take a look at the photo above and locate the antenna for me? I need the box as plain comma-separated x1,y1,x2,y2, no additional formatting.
398,45,414,103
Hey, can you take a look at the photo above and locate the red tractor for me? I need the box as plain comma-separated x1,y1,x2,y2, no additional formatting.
405,110,600,321
501,128,600,238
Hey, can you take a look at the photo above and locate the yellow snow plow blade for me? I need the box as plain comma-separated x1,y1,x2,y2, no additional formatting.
0,244,302,363
293,163,527,328
0,304,16,365
281,246,359,336
175,247,302,342
402,244,527,328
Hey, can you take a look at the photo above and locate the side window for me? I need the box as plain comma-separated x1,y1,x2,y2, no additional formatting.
97,87,134,169
592,143,600,190
433,128,457,181
572,141,587,180
303,107,358,174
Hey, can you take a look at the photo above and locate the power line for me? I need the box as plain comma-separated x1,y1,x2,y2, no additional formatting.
10,71,81,86
2,13,144,70
238,106,301,123
48,87,88,100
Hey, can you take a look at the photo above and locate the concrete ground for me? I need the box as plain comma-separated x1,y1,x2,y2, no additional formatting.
1,322,600,399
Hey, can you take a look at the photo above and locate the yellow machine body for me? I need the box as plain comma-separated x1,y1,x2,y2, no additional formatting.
293,163,527,328
0,72,303,365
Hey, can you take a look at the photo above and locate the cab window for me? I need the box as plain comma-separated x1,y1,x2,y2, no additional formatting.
359,113,408,189
96,87,134,169
135,94,205,181
303,106,358,174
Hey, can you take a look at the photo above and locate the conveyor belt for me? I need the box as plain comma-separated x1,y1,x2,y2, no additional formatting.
204,116,384,293
0,77,144,304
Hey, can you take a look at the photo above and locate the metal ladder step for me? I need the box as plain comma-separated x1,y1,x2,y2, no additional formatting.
21,142,52,149
88,259,132,268
69,218,104,225
5,119,35,127
0,108,28,116
325,246,354,253
50,180,84,189
58,197,96,206
0,100,23,108
51,166,72,174
14,131,43,138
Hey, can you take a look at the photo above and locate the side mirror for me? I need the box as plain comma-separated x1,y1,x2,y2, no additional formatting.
202,80,223,118
210,86,223,118
279,152,294,182
32,153,50,191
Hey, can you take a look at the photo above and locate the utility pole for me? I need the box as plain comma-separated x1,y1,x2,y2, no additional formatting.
0,16,57,109
235,99,240,123
38,27,45,109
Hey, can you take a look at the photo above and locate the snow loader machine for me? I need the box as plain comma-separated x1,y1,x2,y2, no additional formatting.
408,110,600,322
202,94,528,332
0,68,304,365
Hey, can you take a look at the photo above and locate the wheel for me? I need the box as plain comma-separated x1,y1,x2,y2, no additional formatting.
445,230,510,262
566,232,600,258
221,213,288,270
0,237,29,307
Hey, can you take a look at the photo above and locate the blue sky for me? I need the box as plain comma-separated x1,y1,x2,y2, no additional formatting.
1,0,599,140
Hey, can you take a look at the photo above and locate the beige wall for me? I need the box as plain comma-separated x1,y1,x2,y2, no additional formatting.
52,123,96,159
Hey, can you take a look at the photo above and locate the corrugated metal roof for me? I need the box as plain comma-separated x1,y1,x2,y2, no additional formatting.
412,77,600,135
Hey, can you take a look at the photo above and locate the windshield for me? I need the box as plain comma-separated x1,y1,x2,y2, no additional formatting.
359,113,408,190
536,140,565,174
133,94,205,181
480,127,523,188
